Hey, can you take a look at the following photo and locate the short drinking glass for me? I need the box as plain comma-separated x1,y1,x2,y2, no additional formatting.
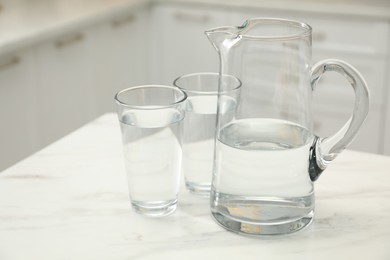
115,85,187,217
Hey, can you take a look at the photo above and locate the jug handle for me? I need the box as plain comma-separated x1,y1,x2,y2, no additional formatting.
309,59,370,181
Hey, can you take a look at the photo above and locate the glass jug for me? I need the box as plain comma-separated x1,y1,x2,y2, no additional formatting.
206,18,369,235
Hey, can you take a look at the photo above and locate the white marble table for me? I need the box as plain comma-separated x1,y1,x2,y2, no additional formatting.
0,113,389,259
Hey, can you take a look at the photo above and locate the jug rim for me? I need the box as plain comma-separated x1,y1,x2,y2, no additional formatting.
206,18,312,41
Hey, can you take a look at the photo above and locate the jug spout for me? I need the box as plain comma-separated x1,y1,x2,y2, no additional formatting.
205,26,242,53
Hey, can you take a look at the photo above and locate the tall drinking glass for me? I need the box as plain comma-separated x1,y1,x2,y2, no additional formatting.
173,73,241,197
115,85,187,217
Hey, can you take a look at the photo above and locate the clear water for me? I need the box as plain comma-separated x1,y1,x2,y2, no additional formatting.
212,118,315,235
182,95,236,195
120,109,183,212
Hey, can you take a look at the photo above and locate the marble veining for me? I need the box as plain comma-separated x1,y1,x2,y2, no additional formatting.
0,113,389,259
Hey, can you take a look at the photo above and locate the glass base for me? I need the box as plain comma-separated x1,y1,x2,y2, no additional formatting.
131,199,177,217
211,210,314,236
185,182,211,197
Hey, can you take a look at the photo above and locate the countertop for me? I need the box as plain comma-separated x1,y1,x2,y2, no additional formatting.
1,0,390,56
0,113,389,259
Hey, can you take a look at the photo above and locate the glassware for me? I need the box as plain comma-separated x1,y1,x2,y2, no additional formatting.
115,85,187,217
173,72,241,197
206,18,369,235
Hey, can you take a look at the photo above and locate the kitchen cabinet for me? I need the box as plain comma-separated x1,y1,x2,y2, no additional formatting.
384,66,390,155
0,49,39,170
0,6,150,171
33,7,150,147
150,3,230,84
34,29,97,146
90,5,149,114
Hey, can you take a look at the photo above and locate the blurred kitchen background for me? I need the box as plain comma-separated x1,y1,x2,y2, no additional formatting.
1,0,389,171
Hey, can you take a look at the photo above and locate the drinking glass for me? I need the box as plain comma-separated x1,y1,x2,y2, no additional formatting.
115,85,187,217
173,73,241,196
